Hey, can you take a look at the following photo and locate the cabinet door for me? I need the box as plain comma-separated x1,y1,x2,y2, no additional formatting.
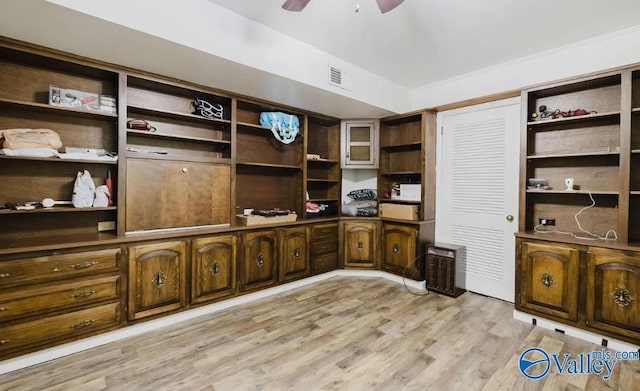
341,120,378,168
191,235,236,304
382,223,420,279
586,249,640,341
343,222,378,268
517,241,579,321
279,227,309,282
240,231,277,291
126,159,230,232
128,241,186,320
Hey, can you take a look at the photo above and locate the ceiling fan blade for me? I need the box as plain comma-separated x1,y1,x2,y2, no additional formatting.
375,0,404,13
282,0,311,12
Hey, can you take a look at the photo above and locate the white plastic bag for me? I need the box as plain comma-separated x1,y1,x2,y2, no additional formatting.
93,185,110,207
72,170,96,208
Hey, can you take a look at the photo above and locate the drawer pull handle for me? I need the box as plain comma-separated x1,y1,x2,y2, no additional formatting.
540,273,555,289
256,254,264,267
0,273,9,278
209,262,220,276
71,319,96,330
611,287,634,307
70,261,98,270
0,307,8,312
152,271,167,289
0,340,9,345
392,244,400,255
72,290,96,300
293,248,300,259
357,241,364,251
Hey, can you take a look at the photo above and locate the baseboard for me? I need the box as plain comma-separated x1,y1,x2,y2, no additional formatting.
513,310,640,352
0,270,425,374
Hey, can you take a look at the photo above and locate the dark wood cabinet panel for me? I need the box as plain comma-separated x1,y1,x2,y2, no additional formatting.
381,223,420,279
517,240,579,321
125,159,230,232
127,241,186,320
586,248,640,342
239,230,277,291
343,221,378,268
279,227,309,282
191,235,236,304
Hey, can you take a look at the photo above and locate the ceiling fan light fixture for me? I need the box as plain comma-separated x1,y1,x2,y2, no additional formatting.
281,0,311,12
282,0,404,13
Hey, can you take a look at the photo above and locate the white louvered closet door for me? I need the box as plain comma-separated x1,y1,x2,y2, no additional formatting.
436,98,520,302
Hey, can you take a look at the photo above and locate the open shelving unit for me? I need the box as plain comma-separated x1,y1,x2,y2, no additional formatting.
0,43,120,245
305,116,341,218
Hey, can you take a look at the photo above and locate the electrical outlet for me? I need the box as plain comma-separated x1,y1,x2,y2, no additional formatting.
538,217,556,226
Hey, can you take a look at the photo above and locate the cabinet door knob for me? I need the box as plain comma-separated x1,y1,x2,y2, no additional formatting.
392,244,400,255
151,271,167,289
0,307,8,312
256,254,264,267
540,272,555,289
357,241,364,251
182,167,188,173
0,340,9,345
0,273,9,278
209,262,220,276
70,319,96,330
293,248,300,259
506,214,514,222
611,287,634,307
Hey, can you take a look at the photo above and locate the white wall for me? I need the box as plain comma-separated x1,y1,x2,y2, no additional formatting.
411,26,640,110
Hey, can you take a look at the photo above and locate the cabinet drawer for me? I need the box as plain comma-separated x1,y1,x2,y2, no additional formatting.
311,239,338,257
312,254,338,274
0,301,121,354
311,224,338,241
0,248,121,286
0,274,120,323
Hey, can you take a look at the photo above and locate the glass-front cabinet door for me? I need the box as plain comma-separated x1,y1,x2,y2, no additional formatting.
341,120,379,168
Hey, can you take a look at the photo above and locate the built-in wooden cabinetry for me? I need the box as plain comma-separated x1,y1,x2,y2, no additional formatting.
310,223,339,274
342,220,379,269
279,227,309,282
191,235,237,304
0,37,439,361
127,241,187,320
381,222,433,280
239,230,278,292
340,120,379,168
0,247,123,357
378,111,436,222
517,65,640,345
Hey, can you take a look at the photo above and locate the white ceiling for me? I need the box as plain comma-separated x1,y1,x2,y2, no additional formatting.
207,0,640,89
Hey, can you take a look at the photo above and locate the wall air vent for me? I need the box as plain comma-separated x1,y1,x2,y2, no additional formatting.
329,65,352,91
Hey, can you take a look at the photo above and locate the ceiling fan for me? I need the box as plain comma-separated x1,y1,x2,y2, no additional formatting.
282,0,404,14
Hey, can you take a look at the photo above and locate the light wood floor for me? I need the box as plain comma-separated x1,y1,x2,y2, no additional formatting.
1,277,639,390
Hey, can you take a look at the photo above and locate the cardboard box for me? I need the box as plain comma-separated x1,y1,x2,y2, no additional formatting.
379,203,419,220
236,212,297,226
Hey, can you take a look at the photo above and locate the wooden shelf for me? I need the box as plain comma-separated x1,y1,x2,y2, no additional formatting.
128,104,231,125
0,97,118,119
632,107,640,113
126,129,231,146
526,189,619,195
380,199,421,205
380,171,421,176
527,151,619,159
307,178,339,183
237,121,272,132
307,198,339,203
0,206,117,215
380,141,422,151
526,110,620,127
0,154,118,165
236,162,302,170
125,150,230,164
306,158,339,164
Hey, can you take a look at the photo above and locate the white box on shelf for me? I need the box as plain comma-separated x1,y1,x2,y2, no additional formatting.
399,184,421,201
